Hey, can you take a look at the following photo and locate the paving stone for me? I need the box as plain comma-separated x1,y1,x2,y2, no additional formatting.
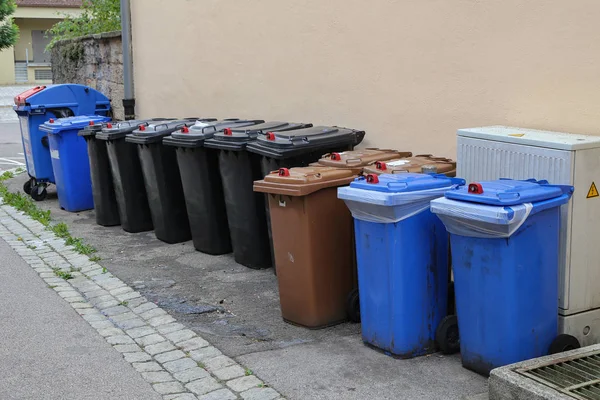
115,318,146,330
145,341,176,356
240,388,280,400
109,286,133,296
102,305,129,316
77,308,100,316
82,313,106,323
154,350,187,364
135,333,165,347
116,291,141,301
113,344,142,353
71,302,93,309
149,315,176,327
97,327,124,337
189,347,222,363
141,371,173,383
110,312,138,323
177,337,209,352
164,394,197,400
157,323,186,335
88,320,114,330
226,376,263,393
173,367,209,383
185,377,222,396
198,388,237,400
57,290,80,298
204,356,236,372
165,329,196,344
140,308,167,320
65,296,87,304
132,361,163,373
126,326,157,339
86,268,105,277
212,365,245,381
123,352,153,363
89,294,115,305
152,381,185,395
131,301,158,314
124,296,147,308
85,290,111,299
106,335,135,345
96,300,120,310
163,357,198,374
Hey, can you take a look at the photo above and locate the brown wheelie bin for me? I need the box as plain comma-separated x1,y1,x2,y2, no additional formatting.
311,148,412,170
363,154,457,176
253,166,361,329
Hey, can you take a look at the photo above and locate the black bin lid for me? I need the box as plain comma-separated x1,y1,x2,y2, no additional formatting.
163,119,271,148
203,121,315,151
246,126,366,159
96,118,174,140
125,118,215,144
78,121,105,137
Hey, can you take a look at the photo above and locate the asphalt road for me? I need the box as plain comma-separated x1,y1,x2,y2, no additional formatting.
0,238,162,400
0,121,26,172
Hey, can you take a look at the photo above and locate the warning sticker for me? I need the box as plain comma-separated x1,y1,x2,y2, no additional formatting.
587,182,599,199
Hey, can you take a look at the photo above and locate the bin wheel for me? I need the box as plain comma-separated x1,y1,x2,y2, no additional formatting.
436,315,460,355
23,179,33,195
30,184,47,201
549,334,581,355
346,288,360,323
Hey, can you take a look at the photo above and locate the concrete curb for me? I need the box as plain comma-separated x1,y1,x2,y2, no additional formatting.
0,200,284,400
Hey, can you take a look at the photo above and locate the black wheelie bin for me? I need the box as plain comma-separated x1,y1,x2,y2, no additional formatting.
205,121,327,269
126,119,212,243
79,121,120,227
246,125,366,272
95,119,170,233
163,119,270,255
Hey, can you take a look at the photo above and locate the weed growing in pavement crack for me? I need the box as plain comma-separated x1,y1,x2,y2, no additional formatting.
245,368,253,376
101,267,108,274
119,301,128,306
0,172,100,260
47,285,57,289
15,167,23,173
53,268,73,280
27,244,36,250
89,255,101,262
258,383,268,388
197,362,205,369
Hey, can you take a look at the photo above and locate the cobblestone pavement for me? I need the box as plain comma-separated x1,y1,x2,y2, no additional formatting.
0,194,284,400
0,85,32,107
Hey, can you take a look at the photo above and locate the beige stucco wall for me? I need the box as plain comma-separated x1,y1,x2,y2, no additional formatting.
0,48,15,85
130,0,600,157
13,6,82,19
14,18,60,62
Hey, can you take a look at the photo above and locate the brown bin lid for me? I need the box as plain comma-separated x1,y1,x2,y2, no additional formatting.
314,148,412,169
363,154,457,176
254,166,359,196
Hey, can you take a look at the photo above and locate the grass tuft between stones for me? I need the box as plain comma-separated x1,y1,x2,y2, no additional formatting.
0,171,100,259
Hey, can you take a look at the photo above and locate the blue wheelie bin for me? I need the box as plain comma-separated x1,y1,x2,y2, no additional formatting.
39,115,111,212
338,173,465,358
13,84,111,201
430,179,574,376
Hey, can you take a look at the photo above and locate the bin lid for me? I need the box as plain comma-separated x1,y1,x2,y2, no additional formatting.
165,119,284,148
444,179,568,206
125,118,208,144
363,155,456,176
314,148,412,169
40,115,111,134
13,84,111,116
96,118,176,140
79,120,107,137
349,173,462,193
246,126,366,158
253,166,359,196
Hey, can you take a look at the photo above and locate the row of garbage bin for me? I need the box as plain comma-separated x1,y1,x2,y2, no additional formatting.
14,85,577,377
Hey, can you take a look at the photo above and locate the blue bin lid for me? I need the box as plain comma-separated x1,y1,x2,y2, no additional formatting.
40,115,111,134
445,179,569,206
349,173,464,193
13,84,111,115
